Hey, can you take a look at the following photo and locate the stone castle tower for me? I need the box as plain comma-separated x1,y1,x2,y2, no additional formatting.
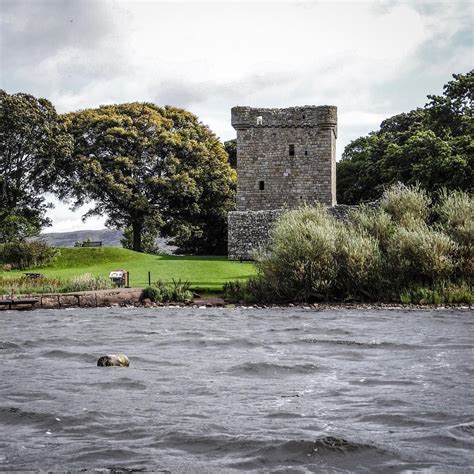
228,105,337,260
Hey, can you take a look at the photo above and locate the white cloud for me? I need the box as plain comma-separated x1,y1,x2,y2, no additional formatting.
1,0,471,231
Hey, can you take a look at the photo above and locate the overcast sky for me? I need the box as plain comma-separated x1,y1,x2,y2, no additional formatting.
1,0,472,232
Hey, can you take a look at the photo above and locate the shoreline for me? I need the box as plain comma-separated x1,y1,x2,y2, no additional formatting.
0,288,472,311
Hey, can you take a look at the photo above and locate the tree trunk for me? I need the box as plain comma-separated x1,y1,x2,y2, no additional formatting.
132,220,143,253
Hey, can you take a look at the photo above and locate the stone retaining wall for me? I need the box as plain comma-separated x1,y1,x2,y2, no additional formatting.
0,288,144,310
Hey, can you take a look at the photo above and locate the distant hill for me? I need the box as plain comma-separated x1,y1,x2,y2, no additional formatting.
37,229,176,253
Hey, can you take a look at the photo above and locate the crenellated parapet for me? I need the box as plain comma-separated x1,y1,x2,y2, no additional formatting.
231,105,337,136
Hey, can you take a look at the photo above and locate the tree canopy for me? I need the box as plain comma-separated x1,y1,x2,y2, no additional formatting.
337,71,473,204
61,103,236,253
0,90,72,242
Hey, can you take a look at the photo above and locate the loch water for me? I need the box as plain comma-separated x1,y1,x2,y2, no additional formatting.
0,307,473,472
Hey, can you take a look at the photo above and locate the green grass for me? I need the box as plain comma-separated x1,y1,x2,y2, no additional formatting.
1,247,256,292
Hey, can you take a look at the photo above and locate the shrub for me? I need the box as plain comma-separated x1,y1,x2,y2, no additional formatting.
435,189,473,282
387,224,457,288
224,185,472,305
142,286,162,303
400,285,473,305
336,226,382,299
255,205,340,301
351,206,394,252
0,240,59,270
380,183,431,228
142,279,193,303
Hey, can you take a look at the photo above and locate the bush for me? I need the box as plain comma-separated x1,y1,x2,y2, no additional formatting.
351,206,394,252
255,205,340,301
225,184,472,304
142,286,162,303
400,285,473,305
387,224,457,289
142,279,193,303
0,240,59,270
380,182,431,228
336,226,382,299
435,189,473,282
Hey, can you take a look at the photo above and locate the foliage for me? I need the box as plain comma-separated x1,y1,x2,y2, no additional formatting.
120,223,163,255
61,103,236,254
0,273,114,295
435,189,474,281
0,90,72,242
60,273,114,293
400,285,473,305
224,138,237,169
337,71,473,203
228,185,472,303
380,182,431,228
0,240,59,270
254,206,340,301
142,279,193,303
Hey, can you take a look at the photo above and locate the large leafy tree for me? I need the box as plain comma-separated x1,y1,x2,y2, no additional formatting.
337,71,473,204
0,90,72,242
61,103,236,254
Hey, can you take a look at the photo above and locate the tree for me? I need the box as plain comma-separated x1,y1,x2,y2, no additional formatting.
337,71,473,204
224,138,237,169
61,103,236,253
0,90,72,242
120,221,162,255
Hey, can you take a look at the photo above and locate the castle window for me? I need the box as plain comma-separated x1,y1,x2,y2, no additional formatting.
304,150,308,156
259,180,265,191
256,116,263,125
303,114,306,119
289,144,295,156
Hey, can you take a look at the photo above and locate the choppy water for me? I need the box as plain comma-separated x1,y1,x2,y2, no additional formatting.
0,307,472,472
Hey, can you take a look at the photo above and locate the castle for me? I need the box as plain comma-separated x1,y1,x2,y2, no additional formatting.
228,105,337,260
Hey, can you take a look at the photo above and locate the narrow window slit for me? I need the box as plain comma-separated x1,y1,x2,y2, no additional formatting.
289,144,295,156
259,180,265,191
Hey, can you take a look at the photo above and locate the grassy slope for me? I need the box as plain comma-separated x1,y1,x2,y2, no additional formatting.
2,247,256,292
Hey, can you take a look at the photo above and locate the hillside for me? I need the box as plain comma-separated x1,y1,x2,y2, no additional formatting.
37,229,177,253
4,247,256,292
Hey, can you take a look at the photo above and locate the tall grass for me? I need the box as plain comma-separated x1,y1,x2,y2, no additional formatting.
227,184,473,304
0,273,115,296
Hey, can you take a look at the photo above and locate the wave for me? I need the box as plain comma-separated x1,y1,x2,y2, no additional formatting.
0,406,61,429
40,349,96,363
0,341,21,351
228,361,321,376
155,432,385,466
301,338,417,349
90,377,147,391
447,422,474,442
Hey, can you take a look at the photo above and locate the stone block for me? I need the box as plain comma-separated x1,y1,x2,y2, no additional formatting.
41,296,60,309
59,295,79,308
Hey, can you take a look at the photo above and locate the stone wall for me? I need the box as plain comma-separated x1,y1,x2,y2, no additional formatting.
228,210,284,260
228,206,356,260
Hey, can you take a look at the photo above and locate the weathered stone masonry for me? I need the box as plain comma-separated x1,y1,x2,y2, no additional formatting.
228,105,338,260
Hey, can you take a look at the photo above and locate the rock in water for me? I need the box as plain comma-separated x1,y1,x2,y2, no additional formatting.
97,354,129,367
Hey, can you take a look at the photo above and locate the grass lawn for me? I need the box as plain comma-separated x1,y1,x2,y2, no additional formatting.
2,247,256,292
